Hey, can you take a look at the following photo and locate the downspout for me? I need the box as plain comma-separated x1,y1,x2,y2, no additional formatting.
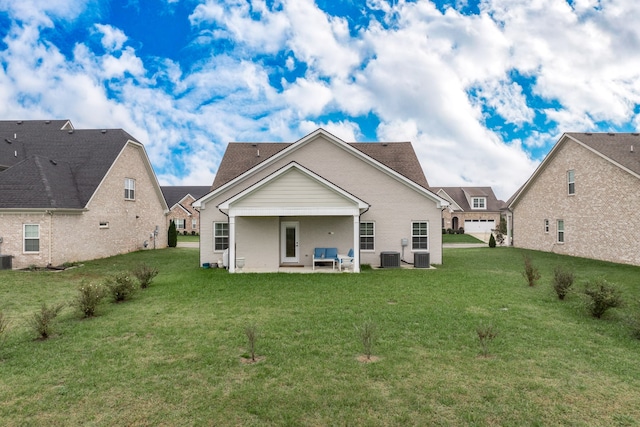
357,206,370,272
218,207,230,269
46,210,53,267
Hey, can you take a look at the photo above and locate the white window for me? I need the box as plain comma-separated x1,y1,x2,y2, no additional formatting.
214,222,229,251
557,220,565,243
567,170,575,195
192,219,197,229
124,178,135,200
412,221,429,250
175,219,185,230
544,219,549,233
24,224,40,253
471,197,486,209
360,222,375,251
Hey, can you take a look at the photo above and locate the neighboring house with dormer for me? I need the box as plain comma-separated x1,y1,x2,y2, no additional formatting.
431,187,505,240
193,128,449,273
507,132,640,266
161,186,210,235
0,120,168,269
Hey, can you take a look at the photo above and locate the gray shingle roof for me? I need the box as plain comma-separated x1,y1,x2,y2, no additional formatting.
161,186,211,207
211,140,429,190
566,132,640,175
430,186,505,212
0,120,137,209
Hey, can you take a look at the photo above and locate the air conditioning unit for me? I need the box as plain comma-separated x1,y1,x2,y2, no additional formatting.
380,251,400,268
414,252,430,268
0,255,12,270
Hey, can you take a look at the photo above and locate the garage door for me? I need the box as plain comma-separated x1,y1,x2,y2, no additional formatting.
464,219,495,234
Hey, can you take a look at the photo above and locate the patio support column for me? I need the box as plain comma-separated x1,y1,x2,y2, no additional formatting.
353,215,360,273
228,215,236,273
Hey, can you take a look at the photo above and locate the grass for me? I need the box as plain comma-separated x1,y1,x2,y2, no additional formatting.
177,233,199,243
442,233,484,243
1,247,640,425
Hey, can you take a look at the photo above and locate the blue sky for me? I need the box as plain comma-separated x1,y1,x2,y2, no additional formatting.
1,0,639,199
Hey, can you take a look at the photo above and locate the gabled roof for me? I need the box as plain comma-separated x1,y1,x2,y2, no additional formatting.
211,131,429,190
430,186,505,212
161,186,211,208
508,132,640,208
0,120,160,210
199,128,445,209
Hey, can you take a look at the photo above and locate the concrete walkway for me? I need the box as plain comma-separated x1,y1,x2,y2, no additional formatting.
177,241,199,248
442,243,487,248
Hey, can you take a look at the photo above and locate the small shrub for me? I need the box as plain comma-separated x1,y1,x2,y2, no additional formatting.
447,228,454,234
75,282,106,318
476,323,498,357
488,234,496,248
458,227,465,234
168,220,177,247
133,263,159,289
106,274,138,302
357,320,377,361
584,279,623,318
628,313,640,340
28,302,65,339
552,266,574,300
522,254,541,287
0,311,9,345
245,324,259,362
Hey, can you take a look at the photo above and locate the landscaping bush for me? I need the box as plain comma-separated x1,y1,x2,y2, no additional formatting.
105,274,138,302
628,312,640,340
0,311,9,348
244,324,259,362
28,302,65,339
356,320,377,361
168,220,177,247
584,279,623,318
74,282,106,318
522,254,541,286
458,227,465,234
447,228,454,234
488,234,496,248
476,323,498,357
552,266,574,300
133,263,159,289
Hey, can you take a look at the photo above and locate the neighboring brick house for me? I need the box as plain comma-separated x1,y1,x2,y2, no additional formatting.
194,128,449,273
0,120,168,269
161,186,210,235
431,187,505,240
507,132,640,266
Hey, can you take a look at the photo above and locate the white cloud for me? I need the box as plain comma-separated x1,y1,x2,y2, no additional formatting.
93,24,128,52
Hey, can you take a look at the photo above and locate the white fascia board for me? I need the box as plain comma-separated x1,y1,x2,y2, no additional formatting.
228,207,361,217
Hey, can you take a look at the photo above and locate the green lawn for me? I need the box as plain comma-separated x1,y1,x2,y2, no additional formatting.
1,247,639,425
177,233,200,242
442,233,485,243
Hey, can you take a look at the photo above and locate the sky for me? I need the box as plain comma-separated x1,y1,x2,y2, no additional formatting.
1,0,639,200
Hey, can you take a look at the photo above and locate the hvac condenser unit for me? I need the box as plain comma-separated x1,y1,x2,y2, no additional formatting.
414,252,430,268
0,255,12,270
380,251,400,268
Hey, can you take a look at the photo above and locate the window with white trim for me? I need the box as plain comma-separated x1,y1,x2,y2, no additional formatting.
567,170,575,195
412,221,429,250
360,222,375,251
24,224,40,253
124,178,135,200
557,220,565,243
175,219,186,230
471,197,486,209
214,222,229,251
544,219,549,233
192,218,197,229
